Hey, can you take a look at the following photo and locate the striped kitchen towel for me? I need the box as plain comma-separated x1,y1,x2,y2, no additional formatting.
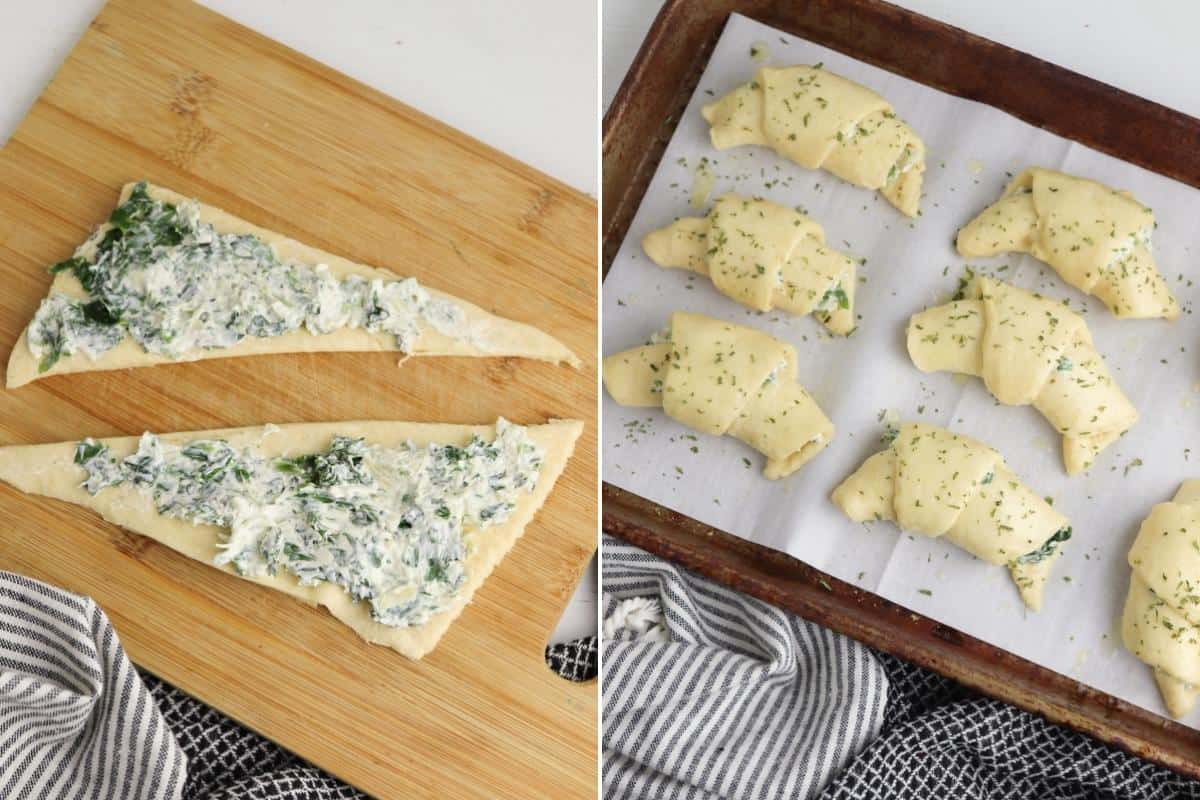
602,536,888,800
0,571,186,800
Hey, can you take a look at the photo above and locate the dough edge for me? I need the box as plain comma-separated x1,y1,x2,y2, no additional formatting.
7,182,580,387
0,418,583,660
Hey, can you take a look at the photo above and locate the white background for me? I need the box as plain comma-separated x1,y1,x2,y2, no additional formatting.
0,0,598,643
604,0,1200,118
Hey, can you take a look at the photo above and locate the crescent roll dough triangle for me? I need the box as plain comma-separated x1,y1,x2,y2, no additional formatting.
0,418,581,659
956,167,1178,320
831,422,1071,610
8,182,578,388
1122,480,1200,718
642,195,857,335
907,276,1137,475
702,65,925,217
603,312,834,479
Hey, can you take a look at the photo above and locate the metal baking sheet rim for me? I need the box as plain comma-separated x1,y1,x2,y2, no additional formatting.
601,0,1200,778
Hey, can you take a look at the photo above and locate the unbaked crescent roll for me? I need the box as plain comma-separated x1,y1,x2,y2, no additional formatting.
831,422,1071,610
603,312,834,479
1122,480,1200,718
642,195,857,335
957,167,1178,320
702,65,925,216
907,276,1137,475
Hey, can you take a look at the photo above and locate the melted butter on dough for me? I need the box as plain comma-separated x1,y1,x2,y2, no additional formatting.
603,311,834,479
907,276,1137,475
1122,480,1200,717
642,194,858,335
957,167,1178,320
701,66,925,216
831,422,1070,610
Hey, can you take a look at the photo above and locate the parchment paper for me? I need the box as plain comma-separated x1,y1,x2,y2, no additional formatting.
602,12,1200,726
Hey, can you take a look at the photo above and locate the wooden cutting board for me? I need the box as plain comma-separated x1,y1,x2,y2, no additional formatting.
0,0,597,797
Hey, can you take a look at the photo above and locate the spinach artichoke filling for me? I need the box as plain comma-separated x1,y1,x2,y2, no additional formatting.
29,183,472,373
75,419,543,628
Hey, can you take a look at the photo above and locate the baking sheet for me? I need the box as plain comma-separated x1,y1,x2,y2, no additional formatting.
602,12,1200,726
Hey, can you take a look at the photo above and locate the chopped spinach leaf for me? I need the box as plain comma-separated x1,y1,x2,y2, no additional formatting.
1014,527,1072,565
72,419,542,629
80,300,119,326
74,439,107,465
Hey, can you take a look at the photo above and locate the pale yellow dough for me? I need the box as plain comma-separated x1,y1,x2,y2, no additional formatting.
1122,480,1200,718
0,418,582,659
7,183,579,388
702,65,925,216
907,276,1137,475
956,167,1178,320
831,422,1070,610
642,195,857,335
603,312,833,479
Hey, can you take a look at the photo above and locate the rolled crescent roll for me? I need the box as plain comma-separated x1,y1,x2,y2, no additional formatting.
957,167,1178,320
1122,481,1200,718
702,65,925,217
831,422,1071,610
907,276,1137,475
603,312,834,479
642,195,857,335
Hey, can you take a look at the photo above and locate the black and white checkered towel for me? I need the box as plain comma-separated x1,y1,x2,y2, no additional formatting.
0,570,598,798
820,651,1200,800
603,537,1200,800
602,536,888,799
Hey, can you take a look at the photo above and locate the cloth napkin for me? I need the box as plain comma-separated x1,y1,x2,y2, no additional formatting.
0,571,186,799
602,536,888,799
603,536,1200,800
0,569,598,798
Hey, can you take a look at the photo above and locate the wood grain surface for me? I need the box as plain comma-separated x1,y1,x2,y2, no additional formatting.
603,0,1200,779
0,0,597,797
